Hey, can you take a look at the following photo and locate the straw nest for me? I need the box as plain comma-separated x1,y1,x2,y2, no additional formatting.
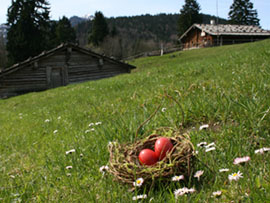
108,127,195,185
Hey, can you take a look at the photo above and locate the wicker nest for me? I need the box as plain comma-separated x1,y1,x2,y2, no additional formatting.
108,127,195,185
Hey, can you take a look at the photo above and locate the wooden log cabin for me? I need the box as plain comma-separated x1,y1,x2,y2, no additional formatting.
0,43,136,98
179,23,270,49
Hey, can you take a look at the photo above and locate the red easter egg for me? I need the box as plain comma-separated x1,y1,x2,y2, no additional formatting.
139,149,158,166
155,137,173,160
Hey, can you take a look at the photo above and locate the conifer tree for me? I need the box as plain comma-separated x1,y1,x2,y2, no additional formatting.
6,0,51,64
55,16,76,44
228,0,260,26
88,11,109,46
178,0,202,36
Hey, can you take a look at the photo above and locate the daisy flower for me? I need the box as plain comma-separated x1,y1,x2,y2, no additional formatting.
172,175,184,181
197,142,207,147
66,166,73,170
233,156,250,165
205,142,215,148
255,147,270,154
161,108,166,112
194,170,204,180
174,187,196,198
85,128,95,133
95,122,102,125
174,187,189,197
65,149,75,155
10,175,16,179
228,171,243,182
133,178,144,187
188,188,196,193
99,165,109,175
205,147,216,152
44,119,50,123
199,124,209,131
53,130,58,134
88,123,94,127
219,168,229,173
212,190,222,197
132,194,147,201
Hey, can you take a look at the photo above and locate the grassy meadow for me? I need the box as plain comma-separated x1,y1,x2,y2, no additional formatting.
1,40,270,202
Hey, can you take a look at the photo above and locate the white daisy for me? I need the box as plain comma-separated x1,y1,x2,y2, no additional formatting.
205,147,216,152
212,190,222,197
66,173,71,177
255,147,270,154
65,149,75,155
85,128,95,133
188,188,196,193
161,108,166,112
66,166,73,170
228,171,243,182
132,194,147,201
219,168,229,173
44,119,50,123
197,142,207,147
53,130,58,134
199,124,209,131
205,142,215,148
95,122,102,125
172,175,184,181
88,123,94,127
174,187,196,198
174,187,189,197
99,165,109,175
133,178,144,187
194,170,204,180
233,156,250,165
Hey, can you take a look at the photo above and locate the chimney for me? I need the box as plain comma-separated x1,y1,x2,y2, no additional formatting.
210,20,215,25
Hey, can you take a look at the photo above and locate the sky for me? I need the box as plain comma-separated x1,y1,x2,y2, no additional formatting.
0,0,269,29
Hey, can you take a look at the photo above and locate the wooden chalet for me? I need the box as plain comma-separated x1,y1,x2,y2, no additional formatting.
179,23,270,49
0,43,136,98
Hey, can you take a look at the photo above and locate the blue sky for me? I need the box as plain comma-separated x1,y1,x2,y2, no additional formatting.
0,0,269,29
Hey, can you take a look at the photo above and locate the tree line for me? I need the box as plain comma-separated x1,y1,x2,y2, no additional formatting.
0,0,260,69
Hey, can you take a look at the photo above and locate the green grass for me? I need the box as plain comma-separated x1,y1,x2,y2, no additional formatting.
1,40,270,202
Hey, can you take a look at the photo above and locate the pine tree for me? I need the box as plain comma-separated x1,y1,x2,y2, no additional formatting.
178,0,202,36
6,0,51,64
228,0,260,26
55,16,76,44
88,11,109,46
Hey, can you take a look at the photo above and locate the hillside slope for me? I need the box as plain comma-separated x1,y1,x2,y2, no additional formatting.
0,40,270,202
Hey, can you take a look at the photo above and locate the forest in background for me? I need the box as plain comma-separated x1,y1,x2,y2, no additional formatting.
73,13,227,59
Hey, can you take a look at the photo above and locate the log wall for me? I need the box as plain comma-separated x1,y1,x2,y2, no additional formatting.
0,47,131,98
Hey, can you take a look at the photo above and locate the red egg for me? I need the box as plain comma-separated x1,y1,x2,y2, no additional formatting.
155,137,173,160
139,149,158,166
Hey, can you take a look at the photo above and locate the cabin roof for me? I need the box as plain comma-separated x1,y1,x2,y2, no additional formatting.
180,24,270,40
0,43,136,77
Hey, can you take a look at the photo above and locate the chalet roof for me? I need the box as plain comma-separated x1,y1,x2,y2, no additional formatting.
0,43,135,77
180,24,270,40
